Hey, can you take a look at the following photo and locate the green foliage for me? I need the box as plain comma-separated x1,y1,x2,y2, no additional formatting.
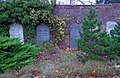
0,0,66,44
114,22,120,57
0,37,39,74
77,8,119,61
76,53,86,63
0,25,9,37
114,22,120,42
77,8,102,60
94,33,119,60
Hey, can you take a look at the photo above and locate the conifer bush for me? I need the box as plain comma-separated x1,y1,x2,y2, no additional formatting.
114,22,120,58
77,8,102,60
77,8,119,61
0,37,39,74
94,33,119,60
114,22,120,44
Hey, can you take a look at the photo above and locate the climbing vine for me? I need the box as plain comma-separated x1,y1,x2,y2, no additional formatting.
0,0,66,44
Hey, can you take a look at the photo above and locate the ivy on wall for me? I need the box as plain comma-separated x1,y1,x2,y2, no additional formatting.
0,25,9,37
0,0,66,44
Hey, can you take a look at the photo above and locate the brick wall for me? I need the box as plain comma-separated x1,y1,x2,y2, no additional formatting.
53,4,120,48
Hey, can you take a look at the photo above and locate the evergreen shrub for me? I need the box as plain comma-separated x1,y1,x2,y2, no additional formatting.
77,8,120,61
0,37,39,74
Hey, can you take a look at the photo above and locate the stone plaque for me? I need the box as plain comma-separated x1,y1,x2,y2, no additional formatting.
106,21,117,36
9,23,24,43
70,26,80,48
36,24,50,45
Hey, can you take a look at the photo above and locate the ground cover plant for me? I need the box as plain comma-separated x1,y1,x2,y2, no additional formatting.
0,48,119,78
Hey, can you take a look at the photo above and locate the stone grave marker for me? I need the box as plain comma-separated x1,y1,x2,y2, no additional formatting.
106,21,117,36
70,26,80,48
9,23,24,43
36,24,50,46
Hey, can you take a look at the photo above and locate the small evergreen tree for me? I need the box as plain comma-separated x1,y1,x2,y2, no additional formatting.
77,8,101,60
94,33,119,61
114,22,120,42
77,8,120,61
0,37,39,74
114,22,120,56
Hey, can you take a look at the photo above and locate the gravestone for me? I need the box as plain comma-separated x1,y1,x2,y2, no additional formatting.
70,26,80,48
9,23,24,43
36,24,50,46
106,21,117,36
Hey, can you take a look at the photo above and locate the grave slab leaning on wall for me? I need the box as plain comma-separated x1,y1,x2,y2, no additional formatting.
106,21,117,37
70,23,81,48
36,23,50,46
9,23,24,43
